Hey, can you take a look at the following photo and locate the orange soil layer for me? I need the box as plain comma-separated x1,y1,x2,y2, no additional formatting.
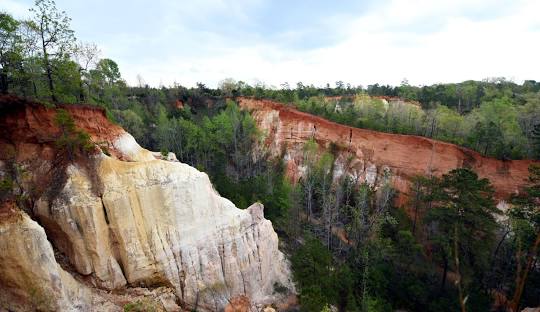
238,97,537,201
0,95,125,161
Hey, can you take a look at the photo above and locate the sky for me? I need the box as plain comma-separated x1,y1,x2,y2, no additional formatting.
2,0,539,88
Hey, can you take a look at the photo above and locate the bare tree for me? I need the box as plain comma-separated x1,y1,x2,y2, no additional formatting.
73,41,100,101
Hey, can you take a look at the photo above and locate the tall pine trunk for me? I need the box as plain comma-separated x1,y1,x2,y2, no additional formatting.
509,231,540,311
0,70,8,94
454,225,467,312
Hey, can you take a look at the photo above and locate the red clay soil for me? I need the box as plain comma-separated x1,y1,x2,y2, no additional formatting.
237,97,537,202
0,95,125,162
0,200,22,224
224,295,251,312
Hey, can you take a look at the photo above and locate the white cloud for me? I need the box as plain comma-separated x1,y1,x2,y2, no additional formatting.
109,0,540,88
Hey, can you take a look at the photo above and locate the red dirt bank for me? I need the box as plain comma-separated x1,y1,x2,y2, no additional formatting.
237,97,537,204
0,96,125,162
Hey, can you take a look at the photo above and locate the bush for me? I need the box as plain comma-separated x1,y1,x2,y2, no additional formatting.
54,109,94,159
123,298,162,312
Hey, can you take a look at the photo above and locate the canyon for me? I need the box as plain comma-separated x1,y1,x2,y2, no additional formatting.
1,95,538,311
237,97,537,208
0,96,293,311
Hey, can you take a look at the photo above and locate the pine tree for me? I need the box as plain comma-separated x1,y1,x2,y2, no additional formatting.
426,168,499,311
508,164,540,311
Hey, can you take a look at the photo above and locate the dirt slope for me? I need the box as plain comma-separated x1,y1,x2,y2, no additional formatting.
238,97,536,206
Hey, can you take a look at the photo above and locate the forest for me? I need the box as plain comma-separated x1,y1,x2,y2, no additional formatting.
1,1,540,311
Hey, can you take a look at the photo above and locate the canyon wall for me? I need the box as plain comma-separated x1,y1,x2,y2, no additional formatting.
237,97,537,207
0,96,293,311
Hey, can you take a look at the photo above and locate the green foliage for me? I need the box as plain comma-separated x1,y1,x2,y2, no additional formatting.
466,97,526,158
0,11,23,94
425,168,499,310
503,164,540,309
30,0,76,102
96,58,121,85
123,298,161,312
289,164,512,312
292,237,337,311
54,108,94,158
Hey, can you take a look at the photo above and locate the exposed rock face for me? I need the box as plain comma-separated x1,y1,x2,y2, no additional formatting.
98,156,291,309
36,158,292,310
237,97,537,207
0,207,91,312
0,97,293,311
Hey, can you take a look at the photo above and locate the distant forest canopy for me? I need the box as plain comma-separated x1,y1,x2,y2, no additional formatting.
2,3,540,160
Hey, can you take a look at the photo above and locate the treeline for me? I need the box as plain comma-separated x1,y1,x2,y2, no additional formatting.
284,142,540,311
218,77,540,114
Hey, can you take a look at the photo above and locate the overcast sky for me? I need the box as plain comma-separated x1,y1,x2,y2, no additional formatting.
2,0,539,88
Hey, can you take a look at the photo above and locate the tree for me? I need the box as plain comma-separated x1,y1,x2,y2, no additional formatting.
96,58,120,85
409,175,437,234
508,164,540,311
218,78,237,97
15,20,41,97
0,12,22,94
426,168,499,311
73,42,99,101
466,97,525,158
516,92,540,158
291,238,337,311
54,108,93,160
30,0,75,102
316,152,335,248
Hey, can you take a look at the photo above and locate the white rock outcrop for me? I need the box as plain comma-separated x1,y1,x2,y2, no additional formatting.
0,212,91,312
30,133,294,311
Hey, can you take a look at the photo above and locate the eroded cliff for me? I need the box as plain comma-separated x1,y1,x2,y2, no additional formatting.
0,96,293,311
237,97,537,208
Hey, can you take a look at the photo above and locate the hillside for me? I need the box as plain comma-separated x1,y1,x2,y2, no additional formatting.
238,97,536,206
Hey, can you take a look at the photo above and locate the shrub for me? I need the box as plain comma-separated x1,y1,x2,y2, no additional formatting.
54,109,95,160
123,298,162,312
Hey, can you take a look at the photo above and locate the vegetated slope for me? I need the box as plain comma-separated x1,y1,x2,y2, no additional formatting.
237,97,537,206
0,96,294,311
